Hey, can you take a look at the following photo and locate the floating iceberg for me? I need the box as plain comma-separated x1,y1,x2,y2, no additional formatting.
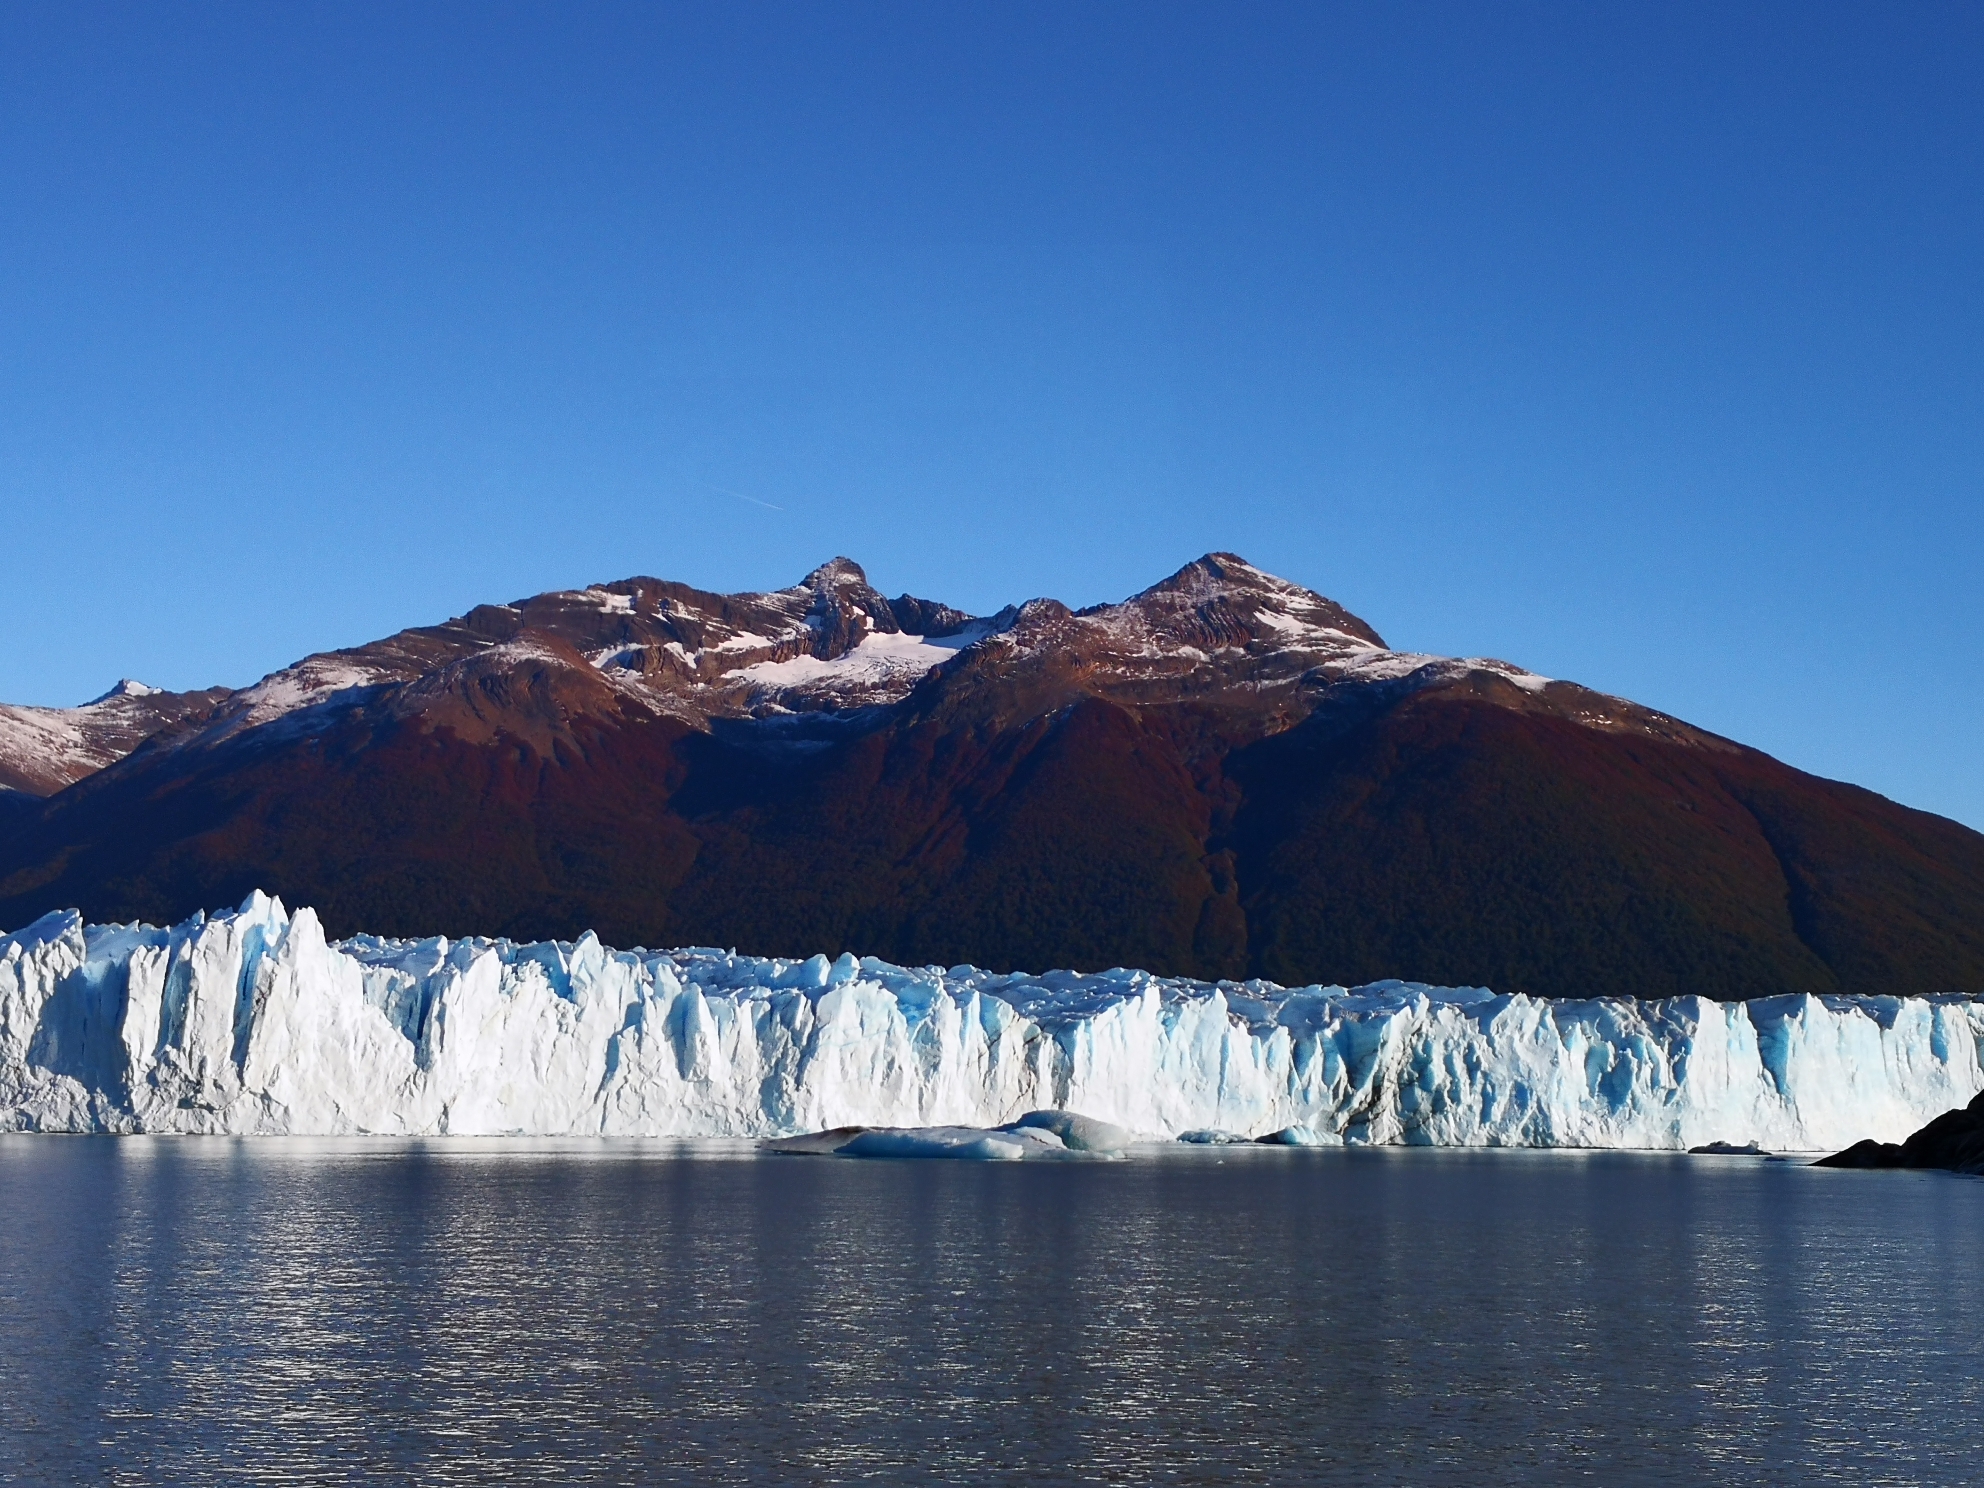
3,894,1981,1148
838,1126,1065,1161
781,1110,1136,1161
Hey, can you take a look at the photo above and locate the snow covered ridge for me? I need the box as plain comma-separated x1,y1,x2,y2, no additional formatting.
3,894,1980,1146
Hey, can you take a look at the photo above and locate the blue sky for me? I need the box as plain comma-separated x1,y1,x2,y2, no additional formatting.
3,2,1980,827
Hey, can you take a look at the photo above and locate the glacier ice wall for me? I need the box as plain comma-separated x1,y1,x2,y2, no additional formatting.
4,894,1981,1147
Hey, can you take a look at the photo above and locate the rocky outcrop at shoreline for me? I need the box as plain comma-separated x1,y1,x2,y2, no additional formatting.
1816,1090,1984,1174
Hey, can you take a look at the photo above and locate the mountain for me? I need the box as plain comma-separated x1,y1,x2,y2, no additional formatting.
2,554,1982,1000
0,678,234,798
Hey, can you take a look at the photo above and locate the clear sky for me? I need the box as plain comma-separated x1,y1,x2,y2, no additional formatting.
3,2,1980,827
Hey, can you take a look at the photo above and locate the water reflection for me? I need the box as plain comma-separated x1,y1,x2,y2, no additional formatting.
1,1140,1979,1485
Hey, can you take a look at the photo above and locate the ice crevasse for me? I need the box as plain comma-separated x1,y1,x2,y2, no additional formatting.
3,893,1981,1148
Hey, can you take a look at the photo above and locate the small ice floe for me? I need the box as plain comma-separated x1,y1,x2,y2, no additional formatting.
761,1127,869,1156
1254,1125,1340,1147
838,1126,1061,1161
1688,1140,1766,1156
1177,1129,1251,1145
1006,1109,1135,1153
767,1109,1135,1161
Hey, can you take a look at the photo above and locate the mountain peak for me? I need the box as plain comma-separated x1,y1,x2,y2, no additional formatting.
1124,554,1388,651
801,557,869,590
89,679,164,704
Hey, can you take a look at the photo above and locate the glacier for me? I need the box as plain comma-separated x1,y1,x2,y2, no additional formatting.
3,893,1981,1148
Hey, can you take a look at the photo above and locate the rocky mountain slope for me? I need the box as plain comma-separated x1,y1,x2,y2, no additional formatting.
2,554,1981,1000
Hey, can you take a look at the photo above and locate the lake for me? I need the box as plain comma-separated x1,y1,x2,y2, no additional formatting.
2,1139,1980,1485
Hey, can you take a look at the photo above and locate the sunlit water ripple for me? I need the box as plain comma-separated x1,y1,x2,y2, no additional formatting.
2,1140,1980,1486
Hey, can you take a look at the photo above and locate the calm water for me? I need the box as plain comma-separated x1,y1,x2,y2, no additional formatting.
2,1140,1981,1486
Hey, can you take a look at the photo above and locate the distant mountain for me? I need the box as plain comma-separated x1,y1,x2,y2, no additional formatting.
3,554,1981,1000
0,678,234,798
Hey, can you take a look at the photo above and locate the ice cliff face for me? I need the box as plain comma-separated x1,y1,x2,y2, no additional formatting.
4,895,1980,1148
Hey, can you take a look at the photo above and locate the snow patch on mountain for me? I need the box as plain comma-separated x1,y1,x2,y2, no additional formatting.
729,625,993,690
4,896,1977,1145
92,679,163,701
230,659,393,731
0,706,108,785
1339,650,1555,692
712,631,787,654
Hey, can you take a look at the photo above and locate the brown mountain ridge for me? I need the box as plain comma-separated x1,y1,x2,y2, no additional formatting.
2,553,1981,1000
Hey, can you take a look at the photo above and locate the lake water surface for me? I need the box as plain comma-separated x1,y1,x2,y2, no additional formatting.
2,1139,1980,1486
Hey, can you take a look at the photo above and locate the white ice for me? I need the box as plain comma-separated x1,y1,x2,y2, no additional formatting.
3,894,1980,1147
